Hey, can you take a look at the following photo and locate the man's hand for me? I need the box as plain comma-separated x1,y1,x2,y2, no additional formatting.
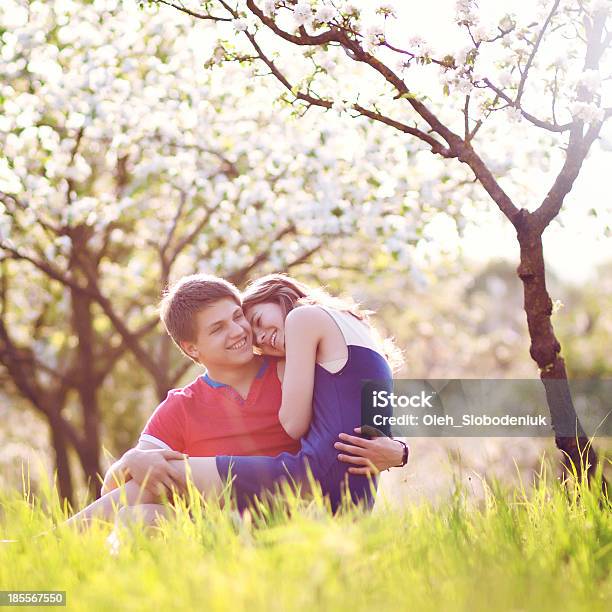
121,448,189,497
101,460,130,495
334,427,408,475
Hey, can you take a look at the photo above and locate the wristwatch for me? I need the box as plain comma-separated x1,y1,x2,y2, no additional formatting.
361,426,409,470
393,439,409,468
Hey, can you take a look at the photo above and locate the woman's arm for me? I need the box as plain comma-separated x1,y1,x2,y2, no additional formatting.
278,306,326,439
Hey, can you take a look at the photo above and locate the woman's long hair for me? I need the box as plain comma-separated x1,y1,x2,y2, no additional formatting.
241,273,403,373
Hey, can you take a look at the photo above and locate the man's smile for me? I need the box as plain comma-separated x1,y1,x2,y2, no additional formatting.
228,337,248,350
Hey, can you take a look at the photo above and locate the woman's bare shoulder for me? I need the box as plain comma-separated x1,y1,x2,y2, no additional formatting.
285,304,330,328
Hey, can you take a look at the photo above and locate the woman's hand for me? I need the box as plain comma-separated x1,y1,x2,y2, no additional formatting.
334,428,408,475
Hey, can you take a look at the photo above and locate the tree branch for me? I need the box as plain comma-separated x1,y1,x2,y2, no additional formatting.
531,8,610,232
482,78,573,132
532,121,602,233
242,29,450,155
284,242,323,270
80,269,166,383
0,314,86,457
515,0,561,106
177,1,520,224
156,0,231,22
169,201,222,263
0,244,98,299
170,359,195,388
160,188,189,260
242,0,337,45
94,317,160,386
227,223,297,286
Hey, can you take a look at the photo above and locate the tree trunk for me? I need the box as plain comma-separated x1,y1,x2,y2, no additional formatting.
155,334,174,402
48,414,74,508
76,443,102,499
70,251,103,498
76,374,102,498
516,218,602,486
73,348,102,497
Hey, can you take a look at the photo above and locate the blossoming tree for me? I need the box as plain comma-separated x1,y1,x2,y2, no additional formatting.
148,0,612,482
0,0,450,501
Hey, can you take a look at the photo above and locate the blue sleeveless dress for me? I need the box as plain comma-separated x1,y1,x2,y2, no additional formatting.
215,307,393,513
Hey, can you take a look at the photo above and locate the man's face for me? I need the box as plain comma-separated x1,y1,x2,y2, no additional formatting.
180,298,254,368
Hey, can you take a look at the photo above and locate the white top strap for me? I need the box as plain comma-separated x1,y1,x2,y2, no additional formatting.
316,305,383,354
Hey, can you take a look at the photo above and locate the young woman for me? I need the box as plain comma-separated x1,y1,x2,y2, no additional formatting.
67,274,400,525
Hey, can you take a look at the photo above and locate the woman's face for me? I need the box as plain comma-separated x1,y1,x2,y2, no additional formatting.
244,301,286,357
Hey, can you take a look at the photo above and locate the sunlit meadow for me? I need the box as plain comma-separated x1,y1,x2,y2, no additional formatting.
1,458,610,612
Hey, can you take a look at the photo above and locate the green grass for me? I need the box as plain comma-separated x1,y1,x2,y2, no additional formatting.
0,462,610,612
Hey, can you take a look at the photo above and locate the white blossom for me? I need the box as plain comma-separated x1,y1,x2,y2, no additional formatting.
0,158,21,194
314,6,337,24
455,78,473,95
376,3,397,18
365,24,385,47
232,18,248,32
455,0,479,26
473,23,495,43
0,0,482,290
396,58,411,73
0,209,13,241
499,14,514,31
455,45,473,66
409,36,431,57
505,106,522,123
320,55,336,72
351,19,363,34
550,52,568,70
498,71,513,88
576,69,601,95
471,69,487,84
208,43,226,66
569,100,604,123
64,154,92,182
262,0,277,18
292,2,313,27
590,0,611,14
410,266,428,290
54,235,72,256
341,2,361,19
331,99,352,114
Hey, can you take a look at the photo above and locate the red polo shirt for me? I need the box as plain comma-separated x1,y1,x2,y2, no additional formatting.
139,356,300,457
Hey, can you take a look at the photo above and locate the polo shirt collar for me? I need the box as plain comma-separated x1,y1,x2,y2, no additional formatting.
202,356,269,389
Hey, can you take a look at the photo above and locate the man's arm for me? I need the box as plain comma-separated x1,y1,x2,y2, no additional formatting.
334,428,408,475
101,440,187,495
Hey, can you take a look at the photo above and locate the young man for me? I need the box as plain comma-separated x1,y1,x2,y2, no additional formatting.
103,274,405,498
